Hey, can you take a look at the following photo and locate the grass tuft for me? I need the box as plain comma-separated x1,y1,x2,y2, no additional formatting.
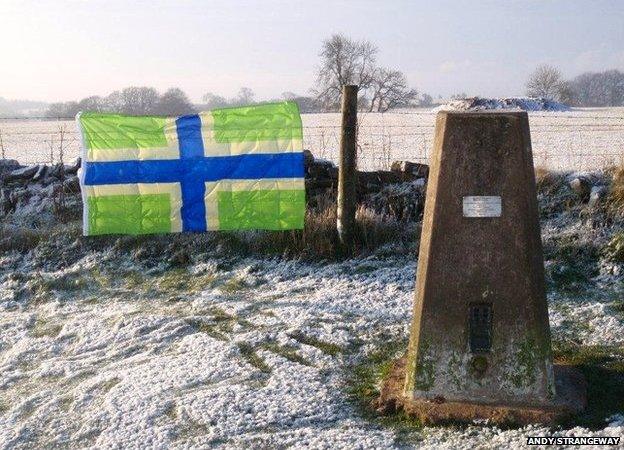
217,199,414,260
289,332,343,356
261,342,311,366
0,225,42,252
237,342,271,374
96,377,121,393
31,317,63,338
535,166,557,190
607,164,624,216
58,395,74,412
543,233,600,291
345,340,422,442
185,318,229,341
220,276,247,293
156,270,217,295
602,232,624,263
163,401,178,420
534,168,579,218
355,206,410,252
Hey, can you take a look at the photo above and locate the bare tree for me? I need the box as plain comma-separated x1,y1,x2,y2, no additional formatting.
282,92,321,113
45,102,78,118
44,86,200,117
313,34,378,110
556,80,576,105
420,93,433,107
104,90,123,111
231,87,255,106
368,67,418,112
526,65,566,100
201,87,256,109
154,88,196,115
202,92,228,109
77,96,107,112
118,86,159,115
570,69,624,106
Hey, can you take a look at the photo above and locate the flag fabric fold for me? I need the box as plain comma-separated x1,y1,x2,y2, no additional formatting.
77,101,305,236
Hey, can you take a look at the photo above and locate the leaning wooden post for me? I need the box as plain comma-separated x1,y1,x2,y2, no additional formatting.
337,85,358,254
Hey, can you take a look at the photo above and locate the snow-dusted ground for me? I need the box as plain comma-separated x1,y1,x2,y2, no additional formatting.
0,242,622,449
1,107,623,171
1,154,623,447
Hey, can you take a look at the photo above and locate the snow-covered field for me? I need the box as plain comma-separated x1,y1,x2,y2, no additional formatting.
1,194,623,450
1,108,623,170
0,249,623,449
1,126,623,448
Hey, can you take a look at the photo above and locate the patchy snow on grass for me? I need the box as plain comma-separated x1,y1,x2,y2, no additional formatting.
0,247,622,449
0,255,410,449
549,293,624,347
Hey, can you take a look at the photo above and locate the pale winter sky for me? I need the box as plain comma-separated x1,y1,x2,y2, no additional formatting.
1,0,623,103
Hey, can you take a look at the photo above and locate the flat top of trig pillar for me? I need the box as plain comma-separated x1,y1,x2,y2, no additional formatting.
436,110,529,118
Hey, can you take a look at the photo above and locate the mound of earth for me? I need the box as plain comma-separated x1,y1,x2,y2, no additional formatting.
435,97,570,112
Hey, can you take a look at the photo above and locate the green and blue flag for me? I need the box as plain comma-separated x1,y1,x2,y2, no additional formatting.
77,102,305,236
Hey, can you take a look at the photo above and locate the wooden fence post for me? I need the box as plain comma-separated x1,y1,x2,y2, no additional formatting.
337,85,358,254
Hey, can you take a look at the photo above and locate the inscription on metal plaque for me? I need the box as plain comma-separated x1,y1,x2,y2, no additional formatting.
463,196,502,218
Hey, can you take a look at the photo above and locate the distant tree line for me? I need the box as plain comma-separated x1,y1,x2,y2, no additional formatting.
201,88,330,113
200,87,256,109
46,87,340,117
46,87,196,118
526,65,624,106
45,85,326,117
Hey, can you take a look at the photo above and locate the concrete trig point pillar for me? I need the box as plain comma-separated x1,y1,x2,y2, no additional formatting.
377,111,586,425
